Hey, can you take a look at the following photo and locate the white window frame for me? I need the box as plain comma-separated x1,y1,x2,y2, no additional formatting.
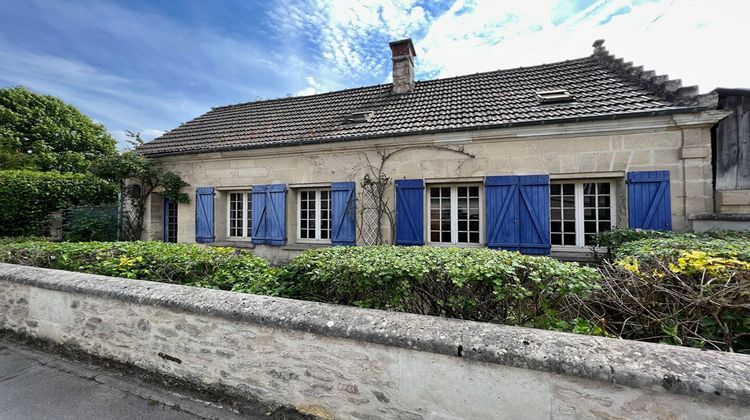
226,191,252,240
550,179,616,250
426,183,484,247
296,188,332,244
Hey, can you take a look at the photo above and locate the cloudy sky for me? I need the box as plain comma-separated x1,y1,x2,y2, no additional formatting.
0,0,745,148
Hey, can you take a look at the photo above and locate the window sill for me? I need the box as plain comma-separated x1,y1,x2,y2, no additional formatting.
426,242,484,248
208,241,256,249
282,242,331,251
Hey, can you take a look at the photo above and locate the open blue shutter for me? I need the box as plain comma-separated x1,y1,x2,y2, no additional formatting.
485,176,520,250
331,182,356,246
518,175,551,255
395,179,424,245
627,170,672,230
266,184,286,246
251,185,268,244
195,187,215,243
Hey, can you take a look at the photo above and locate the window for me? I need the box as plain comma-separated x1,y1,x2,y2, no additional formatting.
227,192,252,239
428,185,482,245
298,189,331,242
165,199,178,243
550,181,615,247
536,89,575,104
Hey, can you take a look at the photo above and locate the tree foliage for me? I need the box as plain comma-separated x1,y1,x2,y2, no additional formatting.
0,170,116,237
111,132,189,240
0,86,117,173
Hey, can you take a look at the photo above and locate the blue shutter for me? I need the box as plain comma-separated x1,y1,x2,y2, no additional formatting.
195,187,215,243
266,184,287,246
485,176,520,250
485,175,550,255
518,175,551,255
627,170,672,230
251,185,268,244
395,179,424,245
331,182,356,246
251,184,287,245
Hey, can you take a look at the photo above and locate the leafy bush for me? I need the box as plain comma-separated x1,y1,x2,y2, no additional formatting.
276,246,601,329
0,170,116,237
615,233,750,262
578,232,750,353
593,228,674,255
62,206,118,242
0,241,277,293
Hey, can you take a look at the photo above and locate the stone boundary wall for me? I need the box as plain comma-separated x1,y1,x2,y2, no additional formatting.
1,262,749,419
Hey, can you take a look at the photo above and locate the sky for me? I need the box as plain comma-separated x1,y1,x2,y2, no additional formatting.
0,0,746,148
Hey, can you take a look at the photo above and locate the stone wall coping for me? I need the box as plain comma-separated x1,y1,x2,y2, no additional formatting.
2,262,749,404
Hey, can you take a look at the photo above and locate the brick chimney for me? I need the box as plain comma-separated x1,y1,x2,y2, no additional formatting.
389,39,416,94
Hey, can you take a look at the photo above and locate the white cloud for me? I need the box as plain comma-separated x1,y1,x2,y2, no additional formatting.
271,0,747,94
267,0,435,89
296,76,323,96
417,0,748,92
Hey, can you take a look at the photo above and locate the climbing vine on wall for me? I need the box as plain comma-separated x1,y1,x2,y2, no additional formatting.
354,145,475,245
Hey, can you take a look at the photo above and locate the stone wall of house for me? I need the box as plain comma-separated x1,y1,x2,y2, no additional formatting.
2,263,749,419
144,113,720,263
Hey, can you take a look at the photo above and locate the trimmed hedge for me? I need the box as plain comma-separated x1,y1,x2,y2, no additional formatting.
62,206,118,242
275,246,601,329
0,241,277,292
0,170,116,237
2,234,746,352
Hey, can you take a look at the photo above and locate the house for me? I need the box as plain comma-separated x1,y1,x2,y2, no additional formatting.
138,39,729,263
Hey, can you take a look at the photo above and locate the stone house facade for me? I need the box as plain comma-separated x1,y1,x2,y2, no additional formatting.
139,39,727,263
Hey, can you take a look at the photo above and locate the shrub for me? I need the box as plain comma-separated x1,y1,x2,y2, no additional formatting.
593,228,674,256
578,232,750,353
615,233,750,262
0,240,277,293
0,170,116,237
62,206,118,242
276,246,601,329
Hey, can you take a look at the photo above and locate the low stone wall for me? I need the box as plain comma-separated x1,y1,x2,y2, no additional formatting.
1,263,749,419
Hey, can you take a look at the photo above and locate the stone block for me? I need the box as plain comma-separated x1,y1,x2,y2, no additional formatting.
717,190,750,206
680,146,709,159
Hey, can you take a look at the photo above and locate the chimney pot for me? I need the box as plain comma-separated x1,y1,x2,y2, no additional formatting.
389,38,416,94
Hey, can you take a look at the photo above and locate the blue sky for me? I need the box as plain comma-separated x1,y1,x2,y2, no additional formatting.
0,0,745,148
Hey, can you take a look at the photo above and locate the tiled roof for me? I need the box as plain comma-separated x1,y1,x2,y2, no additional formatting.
140,40,716,156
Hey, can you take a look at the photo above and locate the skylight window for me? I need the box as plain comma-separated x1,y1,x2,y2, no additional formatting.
536,89,575,104
345,110,374,123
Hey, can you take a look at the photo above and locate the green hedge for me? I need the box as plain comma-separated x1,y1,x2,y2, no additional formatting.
62,206,118,242
0,241,277,292
0,170,116,237
615,233,750,262
581,231,750,353
275,246,601,329
2,235,746,352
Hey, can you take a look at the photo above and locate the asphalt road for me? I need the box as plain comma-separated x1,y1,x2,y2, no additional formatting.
0,340,256,420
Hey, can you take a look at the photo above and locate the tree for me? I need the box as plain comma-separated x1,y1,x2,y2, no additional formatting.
0,86,117,173
104,131,189,240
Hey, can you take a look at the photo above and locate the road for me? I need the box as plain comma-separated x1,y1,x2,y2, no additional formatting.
0,339,270,419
